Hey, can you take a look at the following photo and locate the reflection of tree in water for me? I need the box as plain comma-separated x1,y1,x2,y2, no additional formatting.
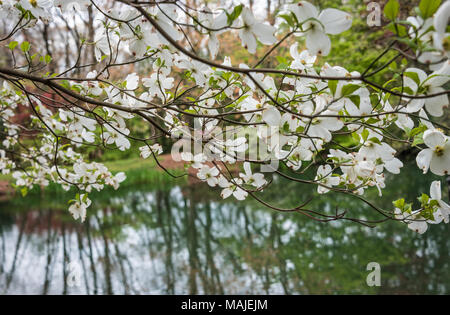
0,164,449,294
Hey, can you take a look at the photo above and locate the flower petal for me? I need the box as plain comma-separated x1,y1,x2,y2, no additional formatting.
241,7,256,27
221,188,232,199
405,98,425,112
416,148,432,173
262,106,281,126
318,8,352,35
308,125,332,142
208,33,219,59
239,29,257,53
430,180,442,200
289,2,319,22
306,29,331,56
233,188,248,200
384,158,403,174
424,92,448,117
319,116,343,131
252,23,277,45
423,129,446,148
426,60,450,87
408,220,428,234
290,42,300,60
430,145,450,176
404,68,427,92
434,1,450,35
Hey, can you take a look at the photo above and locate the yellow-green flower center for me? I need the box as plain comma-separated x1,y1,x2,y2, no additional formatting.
443,36,450,51
435,145,444,156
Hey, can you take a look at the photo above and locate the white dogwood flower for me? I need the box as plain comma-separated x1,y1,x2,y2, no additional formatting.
416,129,450,175
407,212,428,234
55,0,90,12
315,164,339,194
151,4,183,43
125,73,139,90
404,61,450,116
198,7,227,59
19,0,52,22
94,32,110,62
288,1,352,56
302,101,344,142
290,43,316,71
430,180,450,224
0,0,20,21
433,1,450,53
81,71,103,96
239,7,277,54
81,129,95,143
219,176,248,200
240,162,266,188
139,144,163,159
69,194,91,222
262,105,282,126
197,165,220,187
176,57,212,87
106,172,126,190
142,73,174,99
407,16,433,42
181,152,207,169
103,124,131,151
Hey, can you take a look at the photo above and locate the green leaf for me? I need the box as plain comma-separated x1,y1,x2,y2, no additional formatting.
227,4,243,25
351,132,360,142
412,133,424,147
348,95,360,106
419,0,441,19
276,56,288,64
404,203,412,213
387,22,407,36
44,54,52,64
384,0,400,20
279,14,295,28
409,125,427,138
418,193,430,205
404,71,421,87
61,80,70,89
20,41,30,53
397,25,407,37
361,129,369,141
7,41,18,50
401,86,415,95
20,187,28,197
429,199,439,207
368,137,382,145
389,61,398,71
328,80,338,96
393,198,405,210
341,84,360,97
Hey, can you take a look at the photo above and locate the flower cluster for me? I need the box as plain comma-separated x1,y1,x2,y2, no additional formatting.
0,0,448,233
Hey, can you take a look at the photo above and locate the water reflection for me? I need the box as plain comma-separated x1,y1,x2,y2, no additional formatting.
0,164,449,294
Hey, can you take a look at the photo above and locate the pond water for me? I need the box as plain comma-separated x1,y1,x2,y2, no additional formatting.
0,163,449,294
